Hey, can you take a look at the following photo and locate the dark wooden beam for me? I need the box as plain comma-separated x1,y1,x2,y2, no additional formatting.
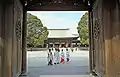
26,0,40,7
20,0,25,5
26,4,89,11
25,0,90,11
26,0,85,7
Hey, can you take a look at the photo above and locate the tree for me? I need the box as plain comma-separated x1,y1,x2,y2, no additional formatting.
77,12,89,46
27,13,49,48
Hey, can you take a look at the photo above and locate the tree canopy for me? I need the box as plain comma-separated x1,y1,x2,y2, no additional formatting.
27,13,49,47
77,12,89,45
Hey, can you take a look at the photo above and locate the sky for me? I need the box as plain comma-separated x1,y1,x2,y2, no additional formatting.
28,11,87,34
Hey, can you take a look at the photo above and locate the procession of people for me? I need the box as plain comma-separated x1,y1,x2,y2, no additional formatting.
47,47,70,66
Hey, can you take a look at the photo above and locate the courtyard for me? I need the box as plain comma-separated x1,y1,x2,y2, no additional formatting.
20,49,90,77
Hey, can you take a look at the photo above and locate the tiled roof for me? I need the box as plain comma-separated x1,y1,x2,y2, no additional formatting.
48,28,79,38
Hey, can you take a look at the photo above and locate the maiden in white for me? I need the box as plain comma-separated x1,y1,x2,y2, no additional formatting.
66,48,70,62
54,49,60,64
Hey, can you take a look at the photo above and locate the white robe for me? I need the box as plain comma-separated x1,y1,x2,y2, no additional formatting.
61,51,65,58
54,51,60,63
47,52,53,62
66,51,70,58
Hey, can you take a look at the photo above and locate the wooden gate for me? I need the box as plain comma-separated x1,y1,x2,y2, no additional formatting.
90,0,105,76
0,2,3,77
90,0,120,77
12,0,23,77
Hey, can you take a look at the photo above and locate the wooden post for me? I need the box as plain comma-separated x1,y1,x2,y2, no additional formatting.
88,10,92,74
2,1,14,77
21,7,27,75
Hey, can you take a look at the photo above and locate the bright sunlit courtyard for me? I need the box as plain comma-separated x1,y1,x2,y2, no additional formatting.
19,49,91,77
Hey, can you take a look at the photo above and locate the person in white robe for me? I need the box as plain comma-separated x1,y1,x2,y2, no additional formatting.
60,49,65,63
66,48,70,62
54,49,60,64
47,49,53,65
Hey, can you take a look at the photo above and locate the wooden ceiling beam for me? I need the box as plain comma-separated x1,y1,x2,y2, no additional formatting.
26,0,88,7
26,4,89,11
24,0,90,11
26,0,42,7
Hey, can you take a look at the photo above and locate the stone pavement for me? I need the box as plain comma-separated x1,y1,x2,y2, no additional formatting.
40,75,90,77
20,50,91,77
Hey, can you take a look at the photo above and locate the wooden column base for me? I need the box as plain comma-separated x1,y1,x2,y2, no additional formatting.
20,72,28,76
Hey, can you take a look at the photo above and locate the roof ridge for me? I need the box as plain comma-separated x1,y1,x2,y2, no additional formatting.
48,28,69,30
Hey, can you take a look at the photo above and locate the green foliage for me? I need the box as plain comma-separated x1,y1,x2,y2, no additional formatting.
27,13,49,47
77,12,89,45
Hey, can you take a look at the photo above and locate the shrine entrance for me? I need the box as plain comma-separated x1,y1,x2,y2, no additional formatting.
0,0,120,77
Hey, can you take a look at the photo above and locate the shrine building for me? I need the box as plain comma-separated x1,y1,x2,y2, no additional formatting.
46,28,79,48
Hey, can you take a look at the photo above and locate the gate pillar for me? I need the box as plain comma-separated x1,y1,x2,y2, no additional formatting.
91,0,120,77
21,8,28,75
88,11,93,74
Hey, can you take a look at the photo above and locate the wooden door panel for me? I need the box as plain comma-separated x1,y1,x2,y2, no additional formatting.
0,3,4,77
0,4,2,77
92,0,105,76
12,0,23,77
